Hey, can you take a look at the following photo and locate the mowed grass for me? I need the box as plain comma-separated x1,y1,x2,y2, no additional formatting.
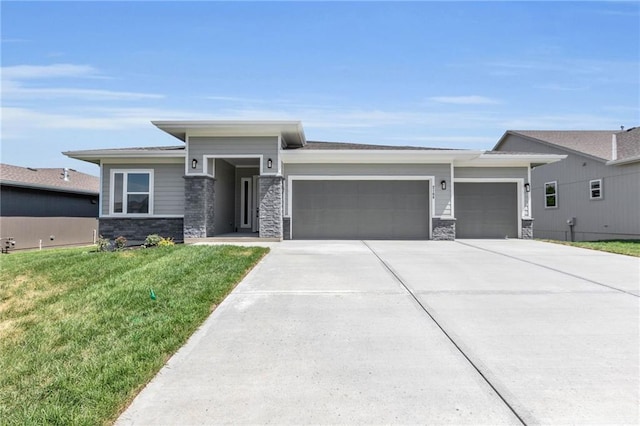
547,239,640,257
0,244,268,425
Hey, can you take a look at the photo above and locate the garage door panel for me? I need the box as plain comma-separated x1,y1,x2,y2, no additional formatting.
292,180,429,240
455,183,518,239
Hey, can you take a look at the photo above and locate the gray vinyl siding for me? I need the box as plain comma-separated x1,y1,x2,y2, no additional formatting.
497,134,640,240
454,167,528,180
213,159,235,235
283,163,452,217
101,163,185,216
188,136,278,174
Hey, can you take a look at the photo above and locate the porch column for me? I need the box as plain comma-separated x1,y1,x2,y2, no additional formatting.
183,175,215,238
258,176,283,239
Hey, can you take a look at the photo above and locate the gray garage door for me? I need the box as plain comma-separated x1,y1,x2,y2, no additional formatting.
292,180,430,239
455,182,518,238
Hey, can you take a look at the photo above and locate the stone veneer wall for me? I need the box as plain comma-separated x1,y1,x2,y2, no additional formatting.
258,176,283,239
183,175,215,238
283,217,291,240
432,217,456,241
521,218,534,239
99,218,184,243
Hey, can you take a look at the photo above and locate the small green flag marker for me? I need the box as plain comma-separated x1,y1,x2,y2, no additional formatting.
150,288,157,300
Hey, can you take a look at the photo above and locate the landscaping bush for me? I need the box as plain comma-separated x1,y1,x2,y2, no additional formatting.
144,234,163,247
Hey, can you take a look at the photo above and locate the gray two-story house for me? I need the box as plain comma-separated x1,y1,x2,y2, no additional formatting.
64,120,564,243
494,127,639,241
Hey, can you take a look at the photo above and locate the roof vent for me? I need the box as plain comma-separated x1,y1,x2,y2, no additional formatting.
27,167,38,172
621,125,625,131
62,168,70,182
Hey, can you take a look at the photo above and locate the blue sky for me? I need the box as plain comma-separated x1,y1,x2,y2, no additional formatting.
2,1,638,175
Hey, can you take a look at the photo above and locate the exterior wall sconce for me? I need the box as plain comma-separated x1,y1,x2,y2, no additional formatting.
191,158,198,169
440,180,446,190
524,183,530,192
267,158,273,169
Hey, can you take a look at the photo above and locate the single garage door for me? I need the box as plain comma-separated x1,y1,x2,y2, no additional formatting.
455,182,518,238
292,180,430,239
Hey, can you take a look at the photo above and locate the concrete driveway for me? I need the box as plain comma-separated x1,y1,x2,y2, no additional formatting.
117,240,639,425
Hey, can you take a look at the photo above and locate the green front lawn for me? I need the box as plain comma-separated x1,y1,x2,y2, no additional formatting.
0,244,268,425
545,240,640,257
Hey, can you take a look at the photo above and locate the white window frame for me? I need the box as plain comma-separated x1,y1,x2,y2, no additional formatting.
544,181,558,209
109,169,154,215
589,179,603,200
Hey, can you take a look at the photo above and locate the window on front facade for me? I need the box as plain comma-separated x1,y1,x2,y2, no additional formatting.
111,170,153,214
544,181,557,208
590,179,603,200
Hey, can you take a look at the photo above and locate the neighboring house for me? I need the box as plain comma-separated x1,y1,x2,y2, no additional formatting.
63,121,564,243
493,128,640,241
0,164,99,250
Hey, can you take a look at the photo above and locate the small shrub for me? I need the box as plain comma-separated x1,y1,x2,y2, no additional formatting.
114,236,127,250
144,234,163,247
157,237,175,247
96,235,111,252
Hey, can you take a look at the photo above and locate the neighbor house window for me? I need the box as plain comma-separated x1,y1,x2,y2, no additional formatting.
110,169,153,214
544,181,557,208
590,179,603,200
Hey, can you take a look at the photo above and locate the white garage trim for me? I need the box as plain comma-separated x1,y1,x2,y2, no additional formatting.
453,178,524,238
287,175,434,239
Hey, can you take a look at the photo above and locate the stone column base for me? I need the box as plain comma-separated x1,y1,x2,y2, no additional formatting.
522,218,534,239
432,217,456,240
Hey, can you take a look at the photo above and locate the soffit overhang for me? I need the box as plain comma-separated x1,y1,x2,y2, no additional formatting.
152,120,306,147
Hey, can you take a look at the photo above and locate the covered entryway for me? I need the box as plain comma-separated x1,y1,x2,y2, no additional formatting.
454,182,518,238
291,180,430,239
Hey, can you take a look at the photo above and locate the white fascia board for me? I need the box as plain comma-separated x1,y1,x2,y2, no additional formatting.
606,155,640,166
455,153,566,167
281,150,481,164
154,120,306,146
63,150,185,164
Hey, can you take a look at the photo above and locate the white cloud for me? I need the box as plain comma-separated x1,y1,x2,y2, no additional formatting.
428,96,501,105
1,63,98,80
1,63,163,101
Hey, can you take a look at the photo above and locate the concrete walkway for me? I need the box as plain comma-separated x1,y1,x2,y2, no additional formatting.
117,240,639,425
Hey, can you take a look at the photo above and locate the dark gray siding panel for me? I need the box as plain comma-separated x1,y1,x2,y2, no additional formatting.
1,186,98,217
455,183,518,238
292,180,430,239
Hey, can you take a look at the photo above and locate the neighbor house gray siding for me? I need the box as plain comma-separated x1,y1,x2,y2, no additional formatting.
101,163,185,216
283,163,452,217
498,134,640,240
188,136,279,175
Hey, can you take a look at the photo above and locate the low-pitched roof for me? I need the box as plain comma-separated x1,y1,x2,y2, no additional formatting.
497,128,639,162
294,141,458,151
0,163,99,194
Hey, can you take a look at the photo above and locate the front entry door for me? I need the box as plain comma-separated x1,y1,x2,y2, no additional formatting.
252,176,259,233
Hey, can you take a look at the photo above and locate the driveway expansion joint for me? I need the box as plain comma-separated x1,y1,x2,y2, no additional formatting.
362,240,528,426
455,241,639,298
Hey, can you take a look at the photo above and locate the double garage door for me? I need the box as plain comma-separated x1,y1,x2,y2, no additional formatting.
292,180,430,240
290,180,519,240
